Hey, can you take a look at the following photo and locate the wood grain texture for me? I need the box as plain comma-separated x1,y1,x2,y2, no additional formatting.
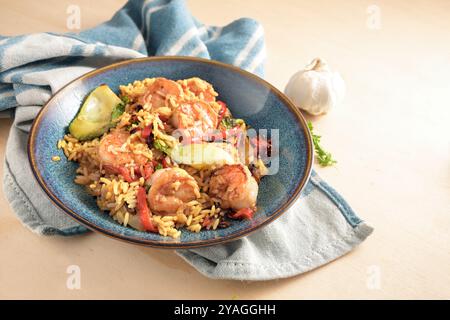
0,0,449,299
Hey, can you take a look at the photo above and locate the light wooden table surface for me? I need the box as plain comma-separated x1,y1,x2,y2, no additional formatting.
0,0,449,299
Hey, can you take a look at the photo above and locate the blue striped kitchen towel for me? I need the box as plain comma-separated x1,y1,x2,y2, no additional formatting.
1,0,372,280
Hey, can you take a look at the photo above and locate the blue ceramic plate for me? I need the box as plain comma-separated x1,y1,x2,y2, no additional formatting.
28,57,313,248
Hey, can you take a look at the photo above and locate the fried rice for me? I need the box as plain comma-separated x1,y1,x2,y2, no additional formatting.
58,77,266,239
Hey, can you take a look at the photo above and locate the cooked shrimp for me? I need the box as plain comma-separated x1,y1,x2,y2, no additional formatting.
208,164,258,210
140,78,182,110
98,128,148,167
170,100,219,137
179,77,218,102
147,168,200,216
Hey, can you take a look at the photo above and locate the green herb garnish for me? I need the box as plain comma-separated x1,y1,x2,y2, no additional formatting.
307,121,337,167
153,139,169,154
221,117,244,129
111,96,130,120
155,163,163,170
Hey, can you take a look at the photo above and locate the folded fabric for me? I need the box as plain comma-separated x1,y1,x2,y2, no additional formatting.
0,0,373,280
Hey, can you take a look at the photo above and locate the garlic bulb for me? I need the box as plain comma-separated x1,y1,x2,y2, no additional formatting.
284,58,345,115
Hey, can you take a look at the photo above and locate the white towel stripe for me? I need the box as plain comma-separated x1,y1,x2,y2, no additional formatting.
144,5,168,42
197,26,207,37
247,46,266,73
140,0,159,32
164,27,198,56
188,42,207,57
210,27,223,41
131,35,144,51
82,44,96,56
233,25,264,67
0,91,15,99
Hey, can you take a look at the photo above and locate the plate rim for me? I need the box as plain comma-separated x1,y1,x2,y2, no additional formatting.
27,56,313,249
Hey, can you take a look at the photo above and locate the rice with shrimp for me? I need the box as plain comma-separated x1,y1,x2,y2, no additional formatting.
58,77,268,239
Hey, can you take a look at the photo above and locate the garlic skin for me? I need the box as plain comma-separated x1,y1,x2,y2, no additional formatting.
284,58,345,115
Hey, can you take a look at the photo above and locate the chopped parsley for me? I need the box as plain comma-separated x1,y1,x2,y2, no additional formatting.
155,163,163,170
221,117,244,129
307,121,337,167
111,96,130,120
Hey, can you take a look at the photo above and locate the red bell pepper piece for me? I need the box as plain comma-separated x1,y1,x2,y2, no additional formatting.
216,100,228,127
228,208,254,220
162,157,171,168
103,165,135,183
141,125,152,139
118,166,134,183
136,187,158,233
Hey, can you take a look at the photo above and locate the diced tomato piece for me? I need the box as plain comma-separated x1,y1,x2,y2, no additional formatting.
228,208,254,220
141,125,152,139
103,165,135,183
216,100,228,127
118,167,134,183
217,100,226,108
136,187,158,233
202,216,211,228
